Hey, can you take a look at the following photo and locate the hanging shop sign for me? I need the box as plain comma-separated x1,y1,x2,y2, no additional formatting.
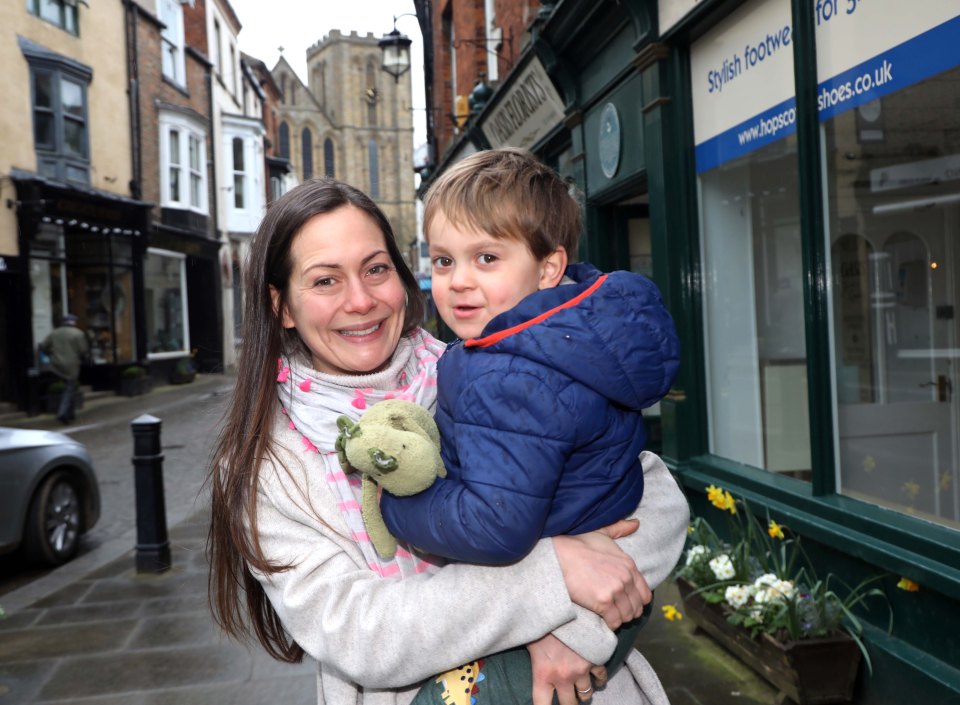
691,0,960,173
480,57,565,150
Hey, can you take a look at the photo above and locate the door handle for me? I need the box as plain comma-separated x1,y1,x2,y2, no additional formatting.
920,376,953,401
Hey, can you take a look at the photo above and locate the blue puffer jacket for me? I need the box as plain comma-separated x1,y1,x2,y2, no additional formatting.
382,263,680,564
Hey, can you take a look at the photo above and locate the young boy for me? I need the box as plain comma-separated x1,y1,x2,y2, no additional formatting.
380,149,679,703
381,147,680,567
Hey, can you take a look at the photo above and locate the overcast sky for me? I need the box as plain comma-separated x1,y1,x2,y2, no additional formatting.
228,0,427,147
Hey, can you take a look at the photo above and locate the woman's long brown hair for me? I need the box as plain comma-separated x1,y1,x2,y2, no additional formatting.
207,179,424,662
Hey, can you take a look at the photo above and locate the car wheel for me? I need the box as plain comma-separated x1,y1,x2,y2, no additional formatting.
23,470,82,567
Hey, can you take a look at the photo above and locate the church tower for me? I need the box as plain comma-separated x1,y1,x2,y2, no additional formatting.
273,31,417,259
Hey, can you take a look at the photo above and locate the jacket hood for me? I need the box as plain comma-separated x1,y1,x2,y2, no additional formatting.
465,263,680,410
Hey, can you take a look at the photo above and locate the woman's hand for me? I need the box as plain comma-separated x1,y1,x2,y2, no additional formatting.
552,519,651,629
527,633,607,705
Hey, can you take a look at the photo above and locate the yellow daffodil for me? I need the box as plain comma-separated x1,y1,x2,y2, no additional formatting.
722,490,737,514
706,485,738,514
897,577,920,592
768,520,784,540
662,605,683,621
706,484,724,506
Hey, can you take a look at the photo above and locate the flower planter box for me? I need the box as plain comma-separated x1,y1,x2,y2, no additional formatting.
118,377,153,397
170,370,195,385
676,577,861,705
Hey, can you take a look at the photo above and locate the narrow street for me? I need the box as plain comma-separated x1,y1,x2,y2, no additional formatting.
0,376,233,598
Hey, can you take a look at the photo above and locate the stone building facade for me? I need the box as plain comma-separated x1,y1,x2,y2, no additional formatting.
271,30,417,261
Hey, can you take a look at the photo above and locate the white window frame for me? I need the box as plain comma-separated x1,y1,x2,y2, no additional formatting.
158,0,186,86
145,248,191,360
223,115,265,233
159,111,208,214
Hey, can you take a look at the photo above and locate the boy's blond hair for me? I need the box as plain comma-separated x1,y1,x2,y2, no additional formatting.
423,148,581,260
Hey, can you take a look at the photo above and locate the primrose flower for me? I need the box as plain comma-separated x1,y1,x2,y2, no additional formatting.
897,577,920,592
768,520,784,539
685,545,709,566
724,584,753,609
709,554,736,580
662,605,683,621
753,573,778,589
769,579,795,600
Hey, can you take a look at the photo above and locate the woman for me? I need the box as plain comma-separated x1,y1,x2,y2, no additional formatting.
208,179,689,705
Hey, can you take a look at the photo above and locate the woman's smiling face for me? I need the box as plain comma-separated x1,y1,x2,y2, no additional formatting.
275,205,407,376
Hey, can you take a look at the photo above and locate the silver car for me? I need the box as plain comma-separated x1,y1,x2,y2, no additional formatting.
0,427,101,567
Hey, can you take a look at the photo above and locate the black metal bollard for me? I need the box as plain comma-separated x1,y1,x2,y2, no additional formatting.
131,414,171,573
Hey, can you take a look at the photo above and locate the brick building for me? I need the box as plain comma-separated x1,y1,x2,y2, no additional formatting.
127,0,223,380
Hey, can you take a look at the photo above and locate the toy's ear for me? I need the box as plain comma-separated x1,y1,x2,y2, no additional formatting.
337,415,362,439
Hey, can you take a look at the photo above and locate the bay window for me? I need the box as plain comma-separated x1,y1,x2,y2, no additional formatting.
160,111,208,213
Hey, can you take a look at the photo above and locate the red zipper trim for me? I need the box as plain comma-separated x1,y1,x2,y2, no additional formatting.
464,274,608,349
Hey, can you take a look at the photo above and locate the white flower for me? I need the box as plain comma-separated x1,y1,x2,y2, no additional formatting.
751,575,795,603
724,584,753,609
769,579,795,600
685,545,709,566
753,573,778,589
748,605,765,623
709,554,735,580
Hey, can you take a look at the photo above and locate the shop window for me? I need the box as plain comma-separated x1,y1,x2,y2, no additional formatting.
301,129,313,180
144,249,189,357
368,139,380,198
691,0,810,479
27,0,78,35
820,6,960,527
324,138,335,177
160,111,208,213
22,39,91,184
66,233,135,365
158,0,185,86
29,223,67,351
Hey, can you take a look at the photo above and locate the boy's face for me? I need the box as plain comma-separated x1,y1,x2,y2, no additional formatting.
428,212,564,340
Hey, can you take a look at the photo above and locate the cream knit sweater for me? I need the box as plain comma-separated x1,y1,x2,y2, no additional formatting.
252,336,688,705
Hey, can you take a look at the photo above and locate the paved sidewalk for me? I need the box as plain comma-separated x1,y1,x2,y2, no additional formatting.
0,518,779,705
0,511,316,704
0,377,780,705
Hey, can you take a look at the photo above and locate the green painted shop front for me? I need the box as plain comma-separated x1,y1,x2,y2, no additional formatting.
430,1,960,701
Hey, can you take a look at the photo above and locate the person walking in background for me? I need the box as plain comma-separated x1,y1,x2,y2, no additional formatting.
40,313,89,424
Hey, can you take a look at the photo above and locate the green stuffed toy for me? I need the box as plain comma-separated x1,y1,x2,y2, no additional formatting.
335,399,446,558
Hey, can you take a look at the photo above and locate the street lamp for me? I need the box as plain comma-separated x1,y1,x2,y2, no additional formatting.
379,14,416,83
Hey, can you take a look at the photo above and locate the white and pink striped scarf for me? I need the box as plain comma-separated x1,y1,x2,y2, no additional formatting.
277,328,448,579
